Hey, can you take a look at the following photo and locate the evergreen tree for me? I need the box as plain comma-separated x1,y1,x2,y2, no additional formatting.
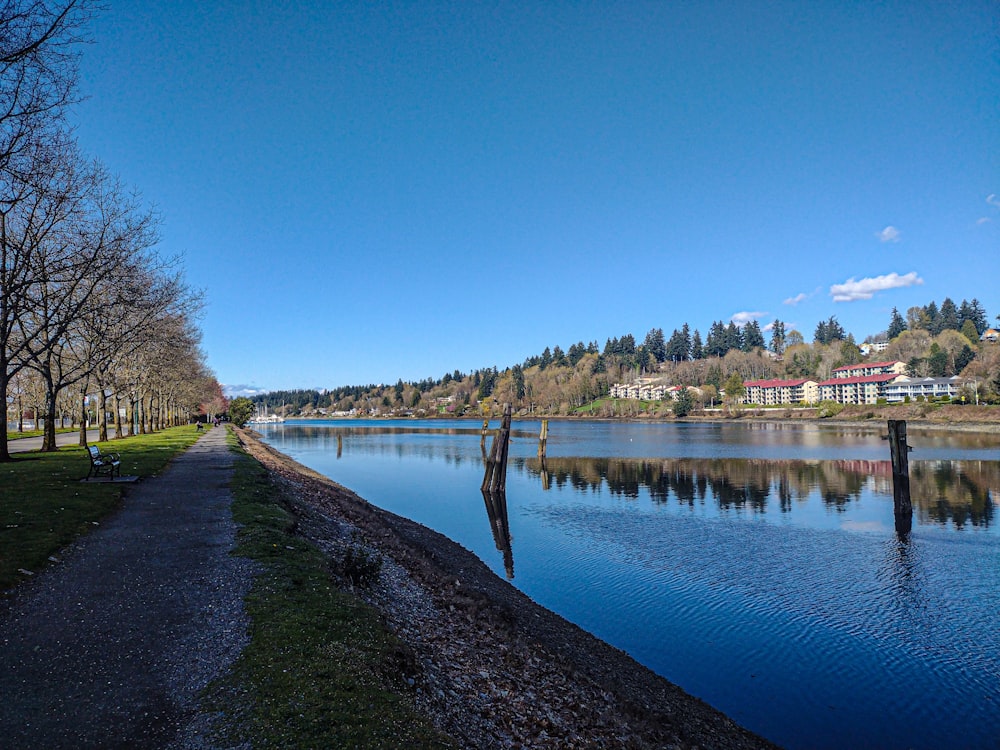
770,320,786,355
539,346,552,370
552,345,566,366
706,363,723,389
955,345,976,374
938,298,959,332
706,320,727,357
814,316,845,345
228,397,255,427
887,307,907,339
511,364,526,400
836,340,861,368
961,319,979,344
673,388,695,418
743,320,765,350
967,298,988,335
643,327,667,363
927,343,948,377
477,367,498,399
691,329,704,359
925,301,941,334
666,327,691,362
725,322,743,352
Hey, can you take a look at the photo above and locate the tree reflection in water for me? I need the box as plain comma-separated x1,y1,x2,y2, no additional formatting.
515,456,996,530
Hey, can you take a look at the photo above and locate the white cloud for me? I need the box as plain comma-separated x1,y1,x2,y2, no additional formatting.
977,217,992,225
784,292,808,306
829,272,923,302
731,311,768,326
987,193,1000,209
876,226,901,243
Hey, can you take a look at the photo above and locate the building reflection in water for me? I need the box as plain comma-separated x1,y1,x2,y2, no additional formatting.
514,456,996,530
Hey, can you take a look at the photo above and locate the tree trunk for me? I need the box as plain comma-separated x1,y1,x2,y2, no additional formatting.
99,388,109,442
0,367,11,461
114,394,123,439
42,386,58,451
78,387,88,447
127,399,135,437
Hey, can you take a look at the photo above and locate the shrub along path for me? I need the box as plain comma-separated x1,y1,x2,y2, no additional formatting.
0,426,254,749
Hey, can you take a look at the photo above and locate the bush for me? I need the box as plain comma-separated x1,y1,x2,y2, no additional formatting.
228,396,254,427
816,400,845,418
340,544,382,588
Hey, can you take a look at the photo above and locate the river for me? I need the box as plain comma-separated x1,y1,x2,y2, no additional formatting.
255,419,1000,750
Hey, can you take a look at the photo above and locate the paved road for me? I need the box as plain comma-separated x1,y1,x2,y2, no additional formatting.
6,428,118,453
0,426,255,749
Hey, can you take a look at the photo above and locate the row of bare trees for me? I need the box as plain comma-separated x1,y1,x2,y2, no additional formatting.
1,2,218,458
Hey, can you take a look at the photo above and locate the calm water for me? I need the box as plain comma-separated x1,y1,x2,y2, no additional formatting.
257,419,1000,750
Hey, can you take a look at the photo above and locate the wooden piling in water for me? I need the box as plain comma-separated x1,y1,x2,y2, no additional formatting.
537,419,548,459
887,420,912,525
481,404,512,493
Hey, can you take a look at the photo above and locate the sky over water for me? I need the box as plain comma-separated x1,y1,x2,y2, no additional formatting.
75,1,999,390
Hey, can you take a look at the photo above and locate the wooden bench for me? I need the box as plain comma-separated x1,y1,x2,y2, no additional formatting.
87,445,121,479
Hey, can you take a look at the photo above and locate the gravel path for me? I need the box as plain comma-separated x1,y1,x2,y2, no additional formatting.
0,426,255,749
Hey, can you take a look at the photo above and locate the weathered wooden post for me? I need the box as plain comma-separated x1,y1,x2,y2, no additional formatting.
481,418,489,450
537,419,548,459
481,404,512,493
888,420,912,532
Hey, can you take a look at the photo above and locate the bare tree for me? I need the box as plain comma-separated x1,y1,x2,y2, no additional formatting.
0,1,91,459
0,1,91,173
20,159,159,450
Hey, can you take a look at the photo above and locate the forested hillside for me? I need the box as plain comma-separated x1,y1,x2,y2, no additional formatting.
252,298,1000,418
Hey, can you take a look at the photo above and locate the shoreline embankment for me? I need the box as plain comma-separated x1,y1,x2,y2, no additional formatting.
236,427,781,749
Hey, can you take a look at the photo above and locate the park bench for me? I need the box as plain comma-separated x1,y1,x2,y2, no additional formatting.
86,445,121,479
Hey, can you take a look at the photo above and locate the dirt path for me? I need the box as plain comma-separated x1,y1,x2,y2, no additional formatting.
0,426,254,749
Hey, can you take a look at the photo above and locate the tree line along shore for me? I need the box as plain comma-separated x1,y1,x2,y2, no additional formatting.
247,299,999,422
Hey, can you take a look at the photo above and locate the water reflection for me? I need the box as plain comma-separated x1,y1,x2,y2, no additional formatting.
285,424,540,441
519,456,996,530
481,490,514,579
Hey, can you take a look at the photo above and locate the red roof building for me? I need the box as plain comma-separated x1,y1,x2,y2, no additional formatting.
817,373,899,404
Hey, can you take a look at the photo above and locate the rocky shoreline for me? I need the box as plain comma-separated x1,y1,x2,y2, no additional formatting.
236,428,779,749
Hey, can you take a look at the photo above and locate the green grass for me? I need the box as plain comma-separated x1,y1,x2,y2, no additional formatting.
0,425,204,592
6,427,77,441
207,434,453,749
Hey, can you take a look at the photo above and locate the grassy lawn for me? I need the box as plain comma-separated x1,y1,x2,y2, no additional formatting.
6,427,77,441
0,425,204,592
206,433,453,749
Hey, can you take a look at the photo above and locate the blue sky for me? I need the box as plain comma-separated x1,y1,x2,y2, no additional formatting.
73,1,999,392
